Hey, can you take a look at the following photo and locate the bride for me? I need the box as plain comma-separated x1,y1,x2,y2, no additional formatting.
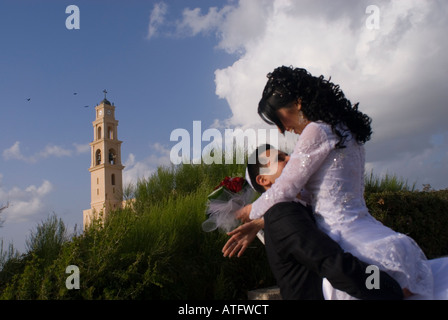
234,66,438,299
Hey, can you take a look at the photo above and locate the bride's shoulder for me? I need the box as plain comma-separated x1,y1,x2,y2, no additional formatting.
301,121,340,147
304,121,333,136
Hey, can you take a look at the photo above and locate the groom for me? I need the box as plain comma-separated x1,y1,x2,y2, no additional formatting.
223,144,404,300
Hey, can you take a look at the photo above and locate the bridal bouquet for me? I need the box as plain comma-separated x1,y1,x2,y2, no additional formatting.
202,177,256,233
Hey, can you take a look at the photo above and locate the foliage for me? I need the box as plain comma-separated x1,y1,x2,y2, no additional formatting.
0,202,9,228
1,162,447,300
0,240,23,290
364,170,416,193
366,190,448,259
25,214,70,265
0,161,274,300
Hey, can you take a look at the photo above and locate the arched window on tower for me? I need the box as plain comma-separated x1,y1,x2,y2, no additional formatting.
95,149,101,165
97,126,102,140
108,126,114,140
111,174,115,186
108,149,116,165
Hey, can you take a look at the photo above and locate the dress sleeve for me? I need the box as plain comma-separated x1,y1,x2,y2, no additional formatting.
250,122,336,220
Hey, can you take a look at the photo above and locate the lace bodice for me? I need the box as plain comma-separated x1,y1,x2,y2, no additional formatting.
250,121,367,226
250,121,434,299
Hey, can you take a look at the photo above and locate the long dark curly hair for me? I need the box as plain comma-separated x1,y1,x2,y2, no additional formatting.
258,66,372,148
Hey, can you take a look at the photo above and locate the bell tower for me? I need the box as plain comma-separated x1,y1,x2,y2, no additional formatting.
83,91,125,229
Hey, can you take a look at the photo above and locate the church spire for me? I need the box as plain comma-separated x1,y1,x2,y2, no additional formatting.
83,92,124,230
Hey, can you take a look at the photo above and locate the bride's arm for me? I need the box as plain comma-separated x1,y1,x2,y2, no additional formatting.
250,123,335,220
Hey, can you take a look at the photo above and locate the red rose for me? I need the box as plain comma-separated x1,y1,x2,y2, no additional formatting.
227,177,245,193
214,177,246,193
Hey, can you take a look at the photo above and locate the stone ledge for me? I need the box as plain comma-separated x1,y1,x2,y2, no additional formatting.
248,286,282,300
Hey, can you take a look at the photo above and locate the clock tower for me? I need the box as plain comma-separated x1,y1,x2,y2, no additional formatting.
83,92,125,229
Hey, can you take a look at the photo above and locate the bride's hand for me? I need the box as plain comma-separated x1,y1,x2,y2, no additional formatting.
235,204,252,223
222,219,264,258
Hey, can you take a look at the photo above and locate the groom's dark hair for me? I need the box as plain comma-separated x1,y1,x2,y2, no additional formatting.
247,144,273,194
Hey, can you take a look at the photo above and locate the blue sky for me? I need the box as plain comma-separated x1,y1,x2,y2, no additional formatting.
0,0,235,251
1,0,448,252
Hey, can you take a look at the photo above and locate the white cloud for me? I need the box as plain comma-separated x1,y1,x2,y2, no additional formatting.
147,2,168,40
173,0,448,189
176,6,233,38
2,141,88,163
176,0,448,132
123,143,172,187
0,179,53,222
2,141,26,161
38,145,72,159
73,143,90,155
177,0,272,54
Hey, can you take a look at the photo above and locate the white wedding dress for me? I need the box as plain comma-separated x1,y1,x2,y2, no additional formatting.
250,121,448,299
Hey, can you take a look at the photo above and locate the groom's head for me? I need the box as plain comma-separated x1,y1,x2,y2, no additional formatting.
247,144,290,194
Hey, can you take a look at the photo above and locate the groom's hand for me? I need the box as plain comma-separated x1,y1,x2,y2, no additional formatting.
222,219,264,258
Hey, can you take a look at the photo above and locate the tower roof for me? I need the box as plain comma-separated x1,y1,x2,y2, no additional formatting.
101,89,111,105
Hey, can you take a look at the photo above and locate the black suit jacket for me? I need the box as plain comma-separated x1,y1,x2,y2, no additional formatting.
263,201,403,300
